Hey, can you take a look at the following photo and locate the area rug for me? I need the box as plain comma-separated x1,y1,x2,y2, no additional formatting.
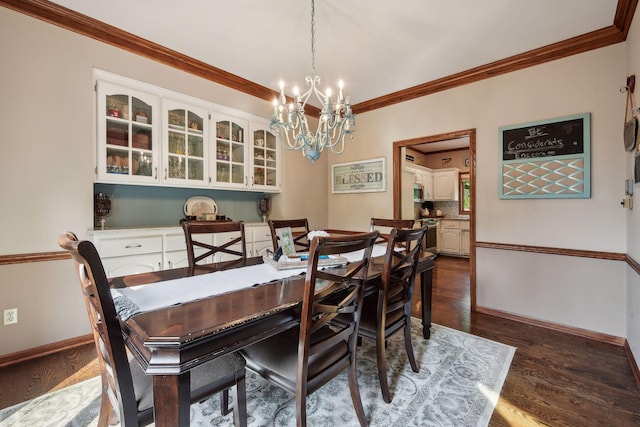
0,319,515,427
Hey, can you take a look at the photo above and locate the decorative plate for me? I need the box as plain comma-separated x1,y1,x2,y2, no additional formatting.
184,196,217,219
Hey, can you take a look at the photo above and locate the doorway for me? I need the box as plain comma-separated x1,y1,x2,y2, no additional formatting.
392,129,476,311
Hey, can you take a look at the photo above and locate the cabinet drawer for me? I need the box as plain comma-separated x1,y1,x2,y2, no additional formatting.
251,226,272,243
97,236,163,258
441,221,460,230
460,221,470,231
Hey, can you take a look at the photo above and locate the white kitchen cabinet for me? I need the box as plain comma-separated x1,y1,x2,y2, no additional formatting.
96,80,160,184
91,223,270,278
162,99,209,187
433,168,460,201
422,169,433,200
95,70,281,193
211,113,249,189
438,219,470,257
248,224,273,257
92,232,163,277
250,123,280,192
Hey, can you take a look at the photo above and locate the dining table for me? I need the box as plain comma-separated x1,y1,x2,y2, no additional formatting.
110,239,435,427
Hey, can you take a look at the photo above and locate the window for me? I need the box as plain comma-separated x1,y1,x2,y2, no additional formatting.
459,173,470,215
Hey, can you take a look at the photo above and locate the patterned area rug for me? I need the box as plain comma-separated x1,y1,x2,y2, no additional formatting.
0,319,515,427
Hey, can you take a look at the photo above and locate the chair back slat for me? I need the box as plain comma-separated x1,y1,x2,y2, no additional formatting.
369,218,415,246
181,220,247,275
268,218,310,252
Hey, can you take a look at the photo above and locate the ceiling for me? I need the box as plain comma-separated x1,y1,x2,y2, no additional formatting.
45,0,620,109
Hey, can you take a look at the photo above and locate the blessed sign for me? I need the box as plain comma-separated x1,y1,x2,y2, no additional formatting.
332,157,386,193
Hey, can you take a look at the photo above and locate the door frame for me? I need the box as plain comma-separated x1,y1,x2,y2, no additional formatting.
392,128,477,311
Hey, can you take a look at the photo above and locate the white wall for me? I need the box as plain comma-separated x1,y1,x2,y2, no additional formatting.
328,43,629,337
0,7,327,355
625,5,640,360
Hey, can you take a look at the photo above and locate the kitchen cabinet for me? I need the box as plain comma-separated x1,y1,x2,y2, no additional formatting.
95,70,281,193
212,114,248,189
162,99,209,187
96,80,160,184
433,168,460,201
422,169,433,200
438,219,469,257
90,223,274,278
250,123,280,191
460,221,471,256
92,231,163,277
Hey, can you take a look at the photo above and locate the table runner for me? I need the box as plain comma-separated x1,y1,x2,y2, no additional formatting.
112,243,389,320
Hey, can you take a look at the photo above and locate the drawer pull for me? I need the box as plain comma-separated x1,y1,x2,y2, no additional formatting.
125,244,142,249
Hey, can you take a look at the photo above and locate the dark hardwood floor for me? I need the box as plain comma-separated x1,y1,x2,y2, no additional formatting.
2,255,640,426
411,256,640,427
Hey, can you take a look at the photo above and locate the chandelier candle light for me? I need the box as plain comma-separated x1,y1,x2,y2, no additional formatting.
270,0,355,162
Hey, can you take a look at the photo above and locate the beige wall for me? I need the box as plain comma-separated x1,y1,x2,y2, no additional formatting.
0,7,327,355
327,43,629,338
625,4,640,361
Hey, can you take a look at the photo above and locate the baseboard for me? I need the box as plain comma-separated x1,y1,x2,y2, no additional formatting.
624,340,640,392
475,306,626,346
0,334,93,368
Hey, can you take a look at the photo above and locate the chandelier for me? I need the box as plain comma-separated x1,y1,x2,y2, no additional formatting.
270,0,355,162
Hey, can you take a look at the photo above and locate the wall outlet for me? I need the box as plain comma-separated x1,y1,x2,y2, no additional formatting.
3,308,18,325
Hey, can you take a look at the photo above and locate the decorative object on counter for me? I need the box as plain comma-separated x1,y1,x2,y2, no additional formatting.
258,195,271,223
269,0,355,162
183,196,217,220
94,192,111,230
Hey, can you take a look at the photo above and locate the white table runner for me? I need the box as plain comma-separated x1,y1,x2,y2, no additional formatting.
112,243,388,320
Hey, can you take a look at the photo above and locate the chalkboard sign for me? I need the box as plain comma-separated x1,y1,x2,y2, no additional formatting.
501,115,586,161
499,113,591,199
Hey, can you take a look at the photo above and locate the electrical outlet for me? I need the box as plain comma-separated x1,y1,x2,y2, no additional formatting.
3,308,18,325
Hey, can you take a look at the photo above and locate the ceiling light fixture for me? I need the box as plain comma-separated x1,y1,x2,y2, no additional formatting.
270,0,355,162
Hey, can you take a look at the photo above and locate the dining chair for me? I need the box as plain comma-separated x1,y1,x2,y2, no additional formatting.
241,230,380,427
268,218,310,252
369,217,415,246
58,232,247,427
357,226,427,403
181,220,247,275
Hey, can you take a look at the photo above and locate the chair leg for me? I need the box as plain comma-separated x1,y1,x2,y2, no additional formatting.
403,319,419,373
232,372,247,427
220,389,230,415
97,393,113,427
295,394,307,427
375,334,392,403
347,362,368,427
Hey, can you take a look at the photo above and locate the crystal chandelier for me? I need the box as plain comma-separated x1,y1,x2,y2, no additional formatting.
270,0,355,162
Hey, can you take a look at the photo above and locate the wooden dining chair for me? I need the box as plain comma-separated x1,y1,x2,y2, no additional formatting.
241,231,380,427
369,217,415,246
181,220,247,275
268,218,310,252
357,226,427,403
58,232,247,427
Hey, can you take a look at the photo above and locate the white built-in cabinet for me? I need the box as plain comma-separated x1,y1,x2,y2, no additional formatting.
90,223,272,278
433,168,460,201
422,169,433,200
95,70,280,192
437,219,470,257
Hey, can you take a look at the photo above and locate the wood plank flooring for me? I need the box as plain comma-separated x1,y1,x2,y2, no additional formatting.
2,255,639,426
411,256,640,426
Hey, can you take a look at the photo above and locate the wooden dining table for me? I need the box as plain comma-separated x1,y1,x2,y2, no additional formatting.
110,248,435,427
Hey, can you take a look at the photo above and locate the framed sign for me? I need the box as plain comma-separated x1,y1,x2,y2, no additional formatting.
332,157,386,193
499,113,591,199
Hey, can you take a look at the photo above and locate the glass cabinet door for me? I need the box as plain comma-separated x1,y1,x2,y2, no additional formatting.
97,81,158,183
163,100,208,186
213,115,247,188
252,127,278,190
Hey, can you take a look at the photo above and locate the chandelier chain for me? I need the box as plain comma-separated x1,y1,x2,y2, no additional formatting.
269,0,355,162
